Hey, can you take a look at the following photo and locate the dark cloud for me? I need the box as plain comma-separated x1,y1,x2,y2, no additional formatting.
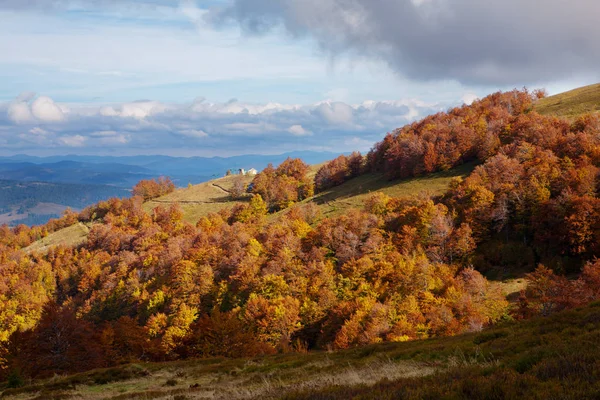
211,0,600,85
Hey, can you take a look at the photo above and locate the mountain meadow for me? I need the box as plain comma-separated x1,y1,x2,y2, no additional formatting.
3,86,600,399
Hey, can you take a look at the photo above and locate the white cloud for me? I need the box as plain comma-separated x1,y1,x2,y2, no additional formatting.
98,134,129,145
29,127,49,135
7,102,34,124
315,102,354,125
462,93,479,105
59,135,86,147
0,94,443,155
7,94,66,124
90,130,118,137
118,101,169,119
16,92,36,102
288,124,312,136
177,129,208,138
30,96,66,122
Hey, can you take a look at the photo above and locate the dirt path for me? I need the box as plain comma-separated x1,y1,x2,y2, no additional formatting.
211,182,231,194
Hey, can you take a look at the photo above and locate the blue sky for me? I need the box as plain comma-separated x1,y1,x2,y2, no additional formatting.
1,0,598,156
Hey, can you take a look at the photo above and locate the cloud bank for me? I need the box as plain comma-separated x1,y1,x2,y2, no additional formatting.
212,0,600,85
0,93,441,156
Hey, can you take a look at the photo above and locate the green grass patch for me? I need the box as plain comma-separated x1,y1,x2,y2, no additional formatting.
536,83,600,118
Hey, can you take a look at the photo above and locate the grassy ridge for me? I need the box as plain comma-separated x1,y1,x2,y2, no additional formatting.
24,222,90,254
308,163,475,218
536,83,600,118
4,302,600,399
25,163,473,251
142,175,254,224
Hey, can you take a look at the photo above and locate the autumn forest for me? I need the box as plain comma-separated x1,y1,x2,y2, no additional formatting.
4,88,600,384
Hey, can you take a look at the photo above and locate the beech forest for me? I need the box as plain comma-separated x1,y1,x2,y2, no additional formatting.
3,89,600,380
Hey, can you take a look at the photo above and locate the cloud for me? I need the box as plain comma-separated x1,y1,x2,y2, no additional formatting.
176,129,209,138
462,93,479,105
315,102,354,125
0,94,441,155
288,124,312,136
59,134,86,147
7,102,34,124
31,96,67,122
7,93,66,124
213,0,600,85
29,127,50,135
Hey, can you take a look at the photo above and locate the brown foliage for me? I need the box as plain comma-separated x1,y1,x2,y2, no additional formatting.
132,177,175,201
9,303,106,378
251,158,314,210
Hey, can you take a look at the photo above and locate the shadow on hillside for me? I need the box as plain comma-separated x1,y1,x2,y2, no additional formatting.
312,162,477,206
208,195,252,204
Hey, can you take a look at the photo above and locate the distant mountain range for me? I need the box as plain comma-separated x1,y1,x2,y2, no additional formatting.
0,151,342,226
0,151,341,186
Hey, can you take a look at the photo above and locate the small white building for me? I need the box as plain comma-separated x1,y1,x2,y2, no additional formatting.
247,168,258,176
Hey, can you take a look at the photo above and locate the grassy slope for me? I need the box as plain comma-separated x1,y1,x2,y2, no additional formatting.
308,163,475,218
23,222,90,254
143,175,255,224
4,302,600,399
536,82,600,118
24,162,473,252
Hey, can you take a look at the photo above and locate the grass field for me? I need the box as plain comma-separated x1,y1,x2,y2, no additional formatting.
143,175,255,224
24,222,90,254
308,162,476,218
536,82,600,118
4,302,600,399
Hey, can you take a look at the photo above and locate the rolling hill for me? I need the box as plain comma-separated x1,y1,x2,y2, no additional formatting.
24,161,474,253
8,85,600,400
142,175,255,224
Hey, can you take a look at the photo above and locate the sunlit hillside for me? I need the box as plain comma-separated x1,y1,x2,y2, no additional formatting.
536,82,600,118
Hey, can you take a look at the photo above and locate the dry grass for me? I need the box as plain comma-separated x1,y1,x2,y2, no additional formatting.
307,162,475,218
536,82,600,118
0,356,435,400
24,222,90,254
143,175,254,224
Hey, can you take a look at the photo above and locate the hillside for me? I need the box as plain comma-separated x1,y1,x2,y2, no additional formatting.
309,163,475,218
23,222,91,254
7,87,600,399
536,82,600,118
3,302,599,399
142,175,255,224
24,163,472,251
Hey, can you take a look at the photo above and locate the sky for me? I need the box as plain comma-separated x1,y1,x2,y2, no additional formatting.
1,0,599,157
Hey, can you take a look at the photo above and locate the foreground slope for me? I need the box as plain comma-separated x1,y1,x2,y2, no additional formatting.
3,302,600,399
